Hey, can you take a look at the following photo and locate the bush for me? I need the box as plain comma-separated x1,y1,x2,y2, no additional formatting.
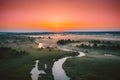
57,39,80,45
0,47,28,59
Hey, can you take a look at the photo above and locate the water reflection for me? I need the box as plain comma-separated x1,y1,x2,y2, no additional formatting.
30,60,46,80
52,47,86,80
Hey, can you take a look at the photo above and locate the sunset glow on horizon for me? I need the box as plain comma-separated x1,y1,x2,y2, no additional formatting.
0,0,120,32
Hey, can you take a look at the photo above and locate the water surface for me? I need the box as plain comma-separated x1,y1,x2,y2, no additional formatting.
30,60,46,80
52,48,86,80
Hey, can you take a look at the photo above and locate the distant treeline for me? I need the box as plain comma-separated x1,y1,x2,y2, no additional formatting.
57,39,120,50
77,40,120,50
0,31,120,35
62,31,120,35
57,39,80,45
0,32,57,36
0,35,35,43
0,47,28,59
76,43,120,50
88,40,111,44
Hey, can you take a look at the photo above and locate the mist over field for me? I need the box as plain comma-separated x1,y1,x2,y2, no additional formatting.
0,31,120,80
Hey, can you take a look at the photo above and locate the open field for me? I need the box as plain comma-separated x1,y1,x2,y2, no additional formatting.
63,53,120,80
0,34,78,80
0,47,77,80
0,32,120,80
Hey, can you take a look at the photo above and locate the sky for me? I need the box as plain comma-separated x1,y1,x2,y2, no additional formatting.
0,0,120,32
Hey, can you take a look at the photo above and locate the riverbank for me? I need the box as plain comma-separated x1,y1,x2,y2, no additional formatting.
0,47,78,80
63,48,120,80
52,47,86,80
0,33,120,80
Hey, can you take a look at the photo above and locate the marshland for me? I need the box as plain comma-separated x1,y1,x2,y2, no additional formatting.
0,32,120,80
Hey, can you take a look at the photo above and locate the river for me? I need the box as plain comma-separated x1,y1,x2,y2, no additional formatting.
30,47,86,80
52,48,86,80
30,60,46,80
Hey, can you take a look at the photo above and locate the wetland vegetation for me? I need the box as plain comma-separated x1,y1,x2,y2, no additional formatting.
0,32,120,80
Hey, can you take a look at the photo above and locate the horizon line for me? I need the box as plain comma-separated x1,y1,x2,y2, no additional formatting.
0,30,120,33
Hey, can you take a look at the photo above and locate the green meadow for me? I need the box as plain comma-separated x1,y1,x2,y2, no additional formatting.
0,35,78,80
0,33,120,80
63,48,120,80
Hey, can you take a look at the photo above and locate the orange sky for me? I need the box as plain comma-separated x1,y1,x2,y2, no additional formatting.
0,0,120,32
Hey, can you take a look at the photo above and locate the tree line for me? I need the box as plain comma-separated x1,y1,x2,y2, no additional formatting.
57,39,80,45
0,47,28,59
88,40,111,44
57,39,120,50
76,43,120,50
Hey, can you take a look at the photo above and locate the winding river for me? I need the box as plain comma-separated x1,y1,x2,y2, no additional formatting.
30,47,86,80
52,48,86,80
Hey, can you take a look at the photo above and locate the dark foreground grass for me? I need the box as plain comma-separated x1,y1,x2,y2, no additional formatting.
35,49,79,80
63,56,120,80
0,55,33,80
0,34,79,80
0,48,78,80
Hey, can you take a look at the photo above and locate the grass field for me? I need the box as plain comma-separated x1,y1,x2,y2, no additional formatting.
0,35,79,80
63,48,120,80
0,33,120,80
0,47,78,80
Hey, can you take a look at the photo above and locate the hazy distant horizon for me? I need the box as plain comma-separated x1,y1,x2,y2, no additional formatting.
0,29,120,33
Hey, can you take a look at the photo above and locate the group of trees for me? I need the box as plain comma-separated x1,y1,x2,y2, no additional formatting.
0,47,28,59
57,39,120,50
0,34,36,44
57,39,80,45
76,43,120,50
89,40,111,44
